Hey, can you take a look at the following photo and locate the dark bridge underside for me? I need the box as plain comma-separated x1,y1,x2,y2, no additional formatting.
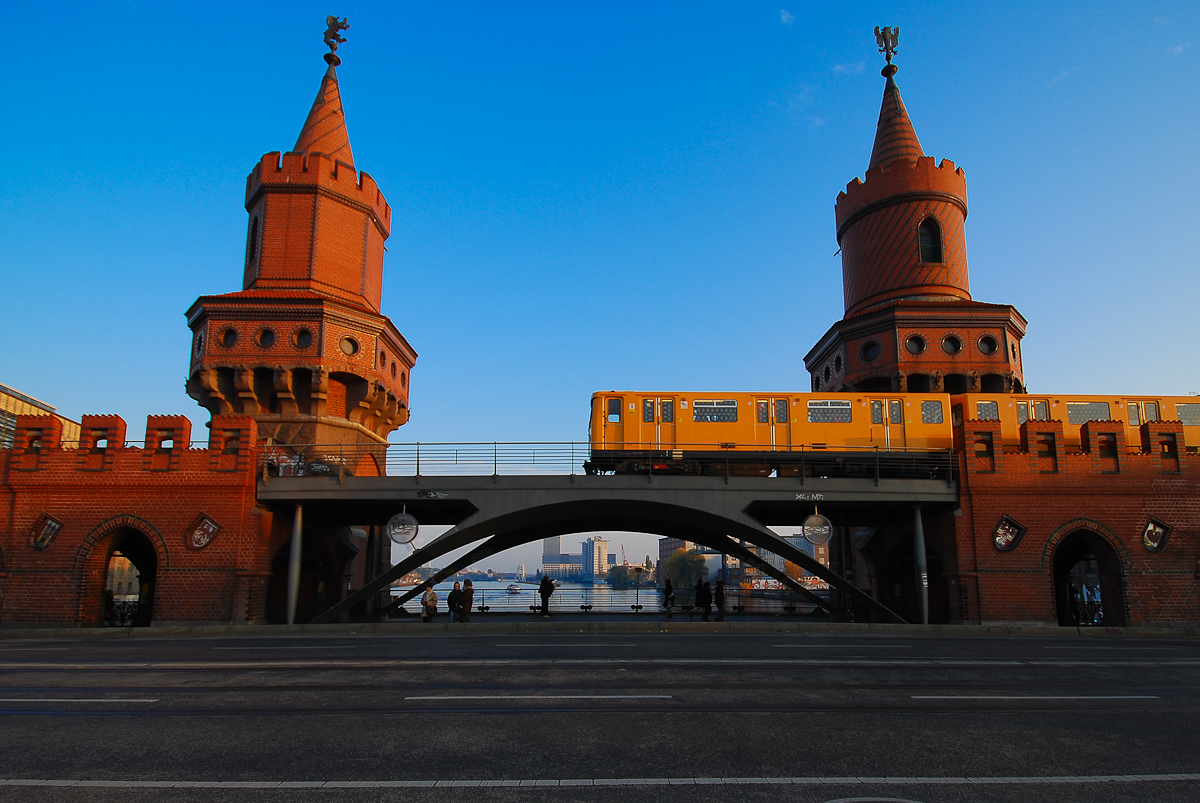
256,473,959,625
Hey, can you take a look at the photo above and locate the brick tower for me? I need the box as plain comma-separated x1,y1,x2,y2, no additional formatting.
805,54,1026,395
186,43,416,454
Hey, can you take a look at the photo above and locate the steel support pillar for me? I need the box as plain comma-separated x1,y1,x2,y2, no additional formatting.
286,504,303,625
913,504,929,625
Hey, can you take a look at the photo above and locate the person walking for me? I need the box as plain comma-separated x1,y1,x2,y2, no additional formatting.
714,579,726,622
460,579,475,623
420,585,439,623
538,574,554,618
447,581,462,624
699,581,713,622
662,579,674,618
693,578,705,621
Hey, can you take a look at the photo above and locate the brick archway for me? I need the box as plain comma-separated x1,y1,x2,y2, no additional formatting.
1042,518,1129,627
74,515,170,626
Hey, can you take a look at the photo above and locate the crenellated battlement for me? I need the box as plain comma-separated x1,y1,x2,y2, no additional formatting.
835,156,967,233
246,151,391,236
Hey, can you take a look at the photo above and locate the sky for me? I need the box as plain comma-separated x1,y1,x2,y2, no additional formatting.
3,2,1198,572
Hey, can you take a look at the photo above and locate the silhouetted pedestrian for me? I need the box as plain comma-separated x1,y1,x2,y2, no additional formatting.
460,579,475,623
714,579,726,622
662,579,674,618
699,581,713,621
447,581,462,623
539,575,554,617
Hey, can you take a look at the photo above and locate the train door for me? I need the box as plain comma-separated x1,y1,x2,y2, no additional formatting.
603,396,624,448
1016,398,1051,425
1126,400,1160,428
754,398,791,449
639,396,677,450
869,398,907,449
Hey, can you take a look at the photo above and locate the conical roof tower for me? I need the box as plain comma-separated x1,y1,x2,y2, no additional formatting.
185,28,416,450
804,37,1027,395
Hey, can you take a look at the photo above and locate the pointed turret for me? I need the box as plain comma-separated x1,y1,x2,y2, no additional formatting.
294,55,355,169
868,66,923,169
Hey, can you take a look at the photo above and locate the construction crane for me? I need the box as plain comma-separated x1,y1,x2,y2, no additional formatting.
621,545,627,566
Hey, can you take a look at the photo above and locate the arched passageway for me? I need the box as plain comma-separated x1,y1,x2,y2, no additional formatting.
103,529,158,626
1053,530,1126,626
876,533,951,625
264,536,340,624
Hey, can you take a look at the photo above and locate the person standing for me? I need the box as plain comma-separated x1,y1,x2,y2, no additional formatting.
662,579,674,618
420,585,439,623
699,581,713,622
447,581,462,624
539,574,554,618
714,579,726,622
460,579,475,623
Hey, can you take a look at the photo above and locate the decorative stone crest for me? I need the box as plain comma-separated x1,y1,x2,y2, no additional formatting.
1141,518,1171,553
992,514,1027,551
30,513,64,551
185,514,221,550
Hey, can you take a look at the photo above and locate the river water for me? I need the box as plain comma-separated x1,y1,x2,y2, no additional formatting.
390,580,823,616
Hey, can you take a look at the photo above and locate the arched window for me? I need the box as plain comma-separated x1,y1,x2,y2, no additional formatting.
246,216,260,267
918,217,943,263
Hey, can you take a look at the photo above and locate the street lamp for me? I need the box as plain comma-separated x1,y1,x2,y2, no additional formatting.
631,566,645,612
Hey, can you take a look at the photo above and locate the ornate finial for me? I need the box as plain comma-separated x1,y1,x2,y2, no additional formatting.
874,26,899,76
324,16,350,66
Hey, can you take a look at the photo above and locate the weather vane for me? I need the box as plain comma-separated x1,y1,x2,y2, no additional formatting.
324,16,350,53
874,26,899,64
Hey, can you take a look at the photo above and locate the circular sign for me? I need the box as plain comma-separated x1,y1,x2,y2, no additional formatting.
386,513,419,545
802,514,832,545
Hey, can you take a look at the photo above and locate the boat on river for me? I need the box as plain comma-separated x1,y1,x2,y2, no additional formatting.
506,583,521,594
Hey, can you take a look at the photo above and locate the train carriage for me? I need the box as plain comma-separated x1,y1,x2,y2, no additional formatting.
586,391,954,476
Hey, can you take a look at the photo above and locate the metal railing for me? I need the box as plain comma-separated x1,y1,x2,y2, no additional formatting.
255,441,956,482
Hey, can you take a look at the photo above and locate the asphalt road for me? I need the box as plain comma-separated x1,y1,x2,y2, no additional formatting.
0,629,1198,802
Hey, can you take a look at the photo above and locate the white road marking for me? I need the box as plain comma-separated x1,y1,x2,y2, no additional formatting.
495,644,637,647
912,695,1160,700
0,774,1196,787
774,644,913,648
211,646,358,650
0,698,160,703
405,695,672,700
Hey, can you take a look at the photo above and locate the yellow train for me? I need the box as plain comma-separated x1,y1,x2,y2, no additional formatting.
585,390,1199,475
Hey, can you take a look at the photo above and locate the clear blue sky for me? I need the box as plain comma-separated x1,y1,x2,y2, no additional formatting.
3,2,1197,571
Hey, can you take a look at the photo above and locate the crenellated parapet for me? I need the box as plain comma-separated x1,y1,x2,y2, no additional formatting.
246,151,391,238
835,156,967,237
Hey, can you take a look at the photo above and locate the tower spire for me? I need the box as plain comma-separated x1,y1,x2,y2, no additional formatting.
867,28,923,170
294,17,355,168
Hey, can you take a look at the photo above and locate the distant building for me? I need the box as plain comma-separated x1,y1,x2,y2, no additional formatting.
0,383,80,449
581,537,609,582
541,553,583,580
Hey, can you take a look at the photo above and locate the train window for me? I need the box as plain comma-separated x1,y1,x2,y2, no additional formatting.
1175,403,1200,426
1017,401,1028,425
643,399,654,423
693,400,738,423
1066,401,1111,425
808,400,852,423
661,400,674,423
1129,404,1141,427
890,400,903,423
775,399,788,424
607,398,621,423
921,400,944,424
757,401,769,424
1145,402,1159,422
976,401,999,421
870,400,884,424
1034,401,1050,421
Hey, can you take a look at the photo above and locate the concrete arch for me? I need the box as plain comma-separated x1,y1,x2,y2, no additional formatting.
314,496,906,624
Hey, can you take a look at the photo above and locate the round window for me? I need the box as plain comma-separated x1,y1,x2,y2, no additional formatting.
1011,343,1018,359
860,341,881,362
340,337,360,356
834,355,843,374
220,328,239,348
391,363,397,379
380,350,387,367
294,328,313,349
823,365,831,382
400,370,407,388
193,331,205,357
942,335,962,355
257,329,275,348
979,335,998,355
813,376,822,391
906,335,926,355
